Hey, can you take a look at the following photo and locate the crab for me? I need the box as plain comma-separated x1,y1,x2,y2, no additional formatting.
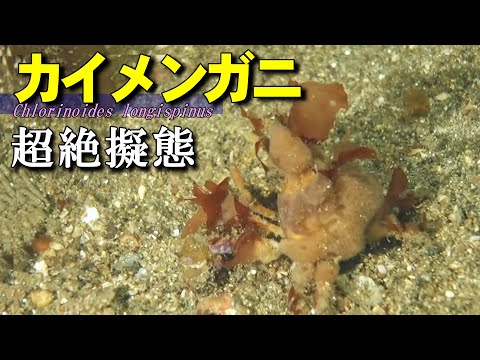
182,80,421,314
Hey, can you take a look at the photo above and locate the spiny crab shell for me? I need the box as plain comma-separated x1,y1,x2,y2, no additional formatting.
182,80,420,314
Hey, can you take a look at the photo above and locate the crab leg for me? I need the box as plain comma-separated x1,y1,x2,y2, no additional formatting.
230,151,278,222
248,213,284,238
313,259,340,314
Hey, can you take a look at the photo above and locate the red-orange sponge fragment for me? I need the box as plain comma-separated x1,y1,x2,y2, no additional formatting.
288,81,348,143
191,178,230,234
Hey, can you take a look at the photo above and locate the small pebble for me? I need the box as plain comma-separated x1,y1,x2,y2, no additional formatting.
445,290,455,298
469,235,480,242
464,156,473,166
116,253,142,272
82,207,100,224
148,232,158,240
30,290,54,308
72,226,83,239
435,92,450,101
138,185,147,201
436,194,448,203
171,228,180,237
421,273,432,282
33,260,48,277
135,267,149,280
377,264,387,275
372,305,386,315
50,242,64,251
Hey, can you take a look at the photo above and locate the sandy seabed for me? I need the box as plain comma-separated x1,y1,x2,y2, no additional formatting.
0,45,478,314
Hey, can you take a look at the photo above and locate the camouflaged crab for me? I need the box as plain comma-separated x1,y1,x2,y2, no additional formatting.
182,80,421,314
